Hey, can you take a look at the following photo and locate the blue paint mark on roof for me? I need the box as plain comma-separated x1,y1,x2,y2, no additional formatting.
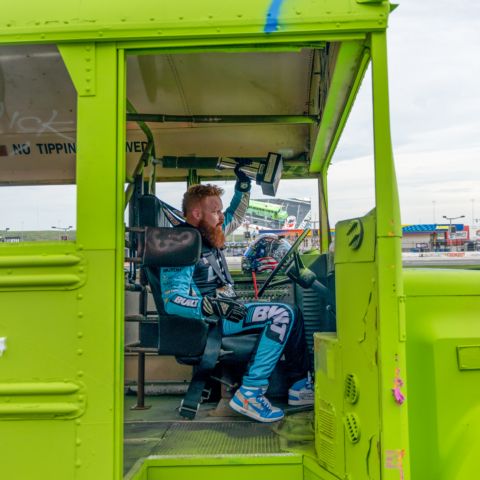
264,0,285,33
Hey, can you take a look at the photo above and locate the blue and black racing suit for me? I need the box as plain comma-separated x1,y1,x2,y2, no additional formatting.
160,186,309,388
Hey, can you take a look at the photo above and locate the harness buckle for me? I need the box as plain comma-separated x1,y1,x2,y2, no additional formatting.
178,399,199,420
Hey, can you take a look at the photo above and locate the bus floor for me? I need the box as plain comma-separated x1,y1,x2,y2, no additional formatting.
123,394,315,476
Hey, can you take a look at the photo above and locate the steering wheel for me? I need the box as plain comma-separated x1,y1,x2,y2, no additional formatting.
257,229,310,298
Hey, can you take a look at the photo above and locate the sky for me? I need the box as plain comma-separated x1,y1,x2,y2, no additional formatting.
1,0,479,231
330,1,480,226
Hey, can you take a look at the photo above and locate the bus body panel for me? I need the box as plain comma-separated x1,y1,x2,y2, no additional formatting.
404,268,480,480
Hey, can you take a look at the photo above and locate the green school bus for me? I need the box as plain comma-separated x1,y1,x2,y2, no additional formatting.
1,1,479,479
247,200,289,222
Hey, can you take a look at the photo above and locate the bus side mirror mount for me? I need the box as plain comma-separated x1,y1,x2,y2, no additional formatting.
216,152,283,196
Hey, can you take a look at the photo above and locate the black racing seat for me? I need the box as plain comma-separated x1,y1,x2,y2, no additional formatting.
143,246,258,366
137,195,258,418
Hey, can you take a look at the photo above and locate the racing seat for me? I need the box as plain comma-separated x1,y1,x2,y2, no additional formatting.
137,195,258,419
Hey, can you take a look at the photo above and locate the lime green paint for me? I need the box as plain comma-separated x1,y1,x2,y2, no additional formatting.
116,46,128,480
371,33,402,238
60,43,119,250
0,381,80,395
331,211,383,478
0,253,81,267
59,43,97,97
2,41,122,480
404,268,480,480
2,1,480,480
457,345,480,370
404,267,480,296
371,31,410,478
0,1,390,45
127,455,304,480
0,402,82,417
0,243,86,291
303,455,341,480
313,31,411,480
122,34,366,52
126,44,319,56
0,247,118,478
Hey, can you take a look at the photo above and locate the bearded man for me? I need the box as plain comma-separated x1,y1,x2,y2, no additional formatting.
160,170,313,422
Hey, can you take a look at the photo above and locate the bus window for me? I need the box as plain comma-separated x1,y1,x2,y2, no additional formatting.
155,181,187,211
0,45,77,242
327,67,375,225
0,185,76,241
202,178,318,227
201,177,319,262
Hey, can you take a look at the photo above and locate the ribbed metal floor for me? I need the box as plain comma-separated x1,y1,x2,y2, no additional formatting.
122,396,315,477
153,421,282,456
124,420,283,474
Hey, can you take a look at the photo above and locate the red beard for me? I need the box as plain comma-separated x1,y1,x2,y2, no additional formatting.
198,220,225,248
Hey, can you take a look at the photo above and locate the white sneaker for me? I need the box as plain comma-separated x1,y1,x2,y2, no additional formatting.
229,386,284,423
288,374,314,406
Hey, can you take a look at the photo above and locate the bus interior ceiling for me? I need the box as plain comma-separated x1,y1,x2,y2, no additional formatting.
124,47,329,183
123,47,331,473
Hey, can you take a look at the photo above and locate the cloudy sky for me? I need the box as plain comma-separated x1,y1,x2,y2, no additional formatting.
1,0,479,231
330,0,480,226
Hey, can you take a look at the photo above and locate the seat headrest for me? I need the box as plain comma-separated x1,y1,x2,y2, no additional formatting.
142,227,201,267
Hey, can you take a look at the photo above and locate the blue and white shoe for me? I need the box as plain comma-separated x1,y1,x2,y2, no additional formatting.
229,386,284,423
288,374,314,406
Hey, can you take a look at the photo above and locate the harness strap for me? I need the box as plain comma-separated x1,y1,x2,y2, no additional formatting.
202,249,234,286
178,318,223,419
217,248,234,285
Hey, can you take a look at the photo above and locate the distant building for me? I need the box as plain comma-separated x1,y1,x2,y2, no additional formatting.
0,236,21,243
402,224,469,251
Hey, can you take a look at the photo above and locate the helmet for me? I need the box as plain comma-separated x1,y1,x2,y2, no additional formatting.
241,234,291,274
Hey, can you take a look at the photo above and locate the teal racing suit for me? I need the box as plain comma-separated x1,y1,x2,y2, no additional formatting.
160,186,309,387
